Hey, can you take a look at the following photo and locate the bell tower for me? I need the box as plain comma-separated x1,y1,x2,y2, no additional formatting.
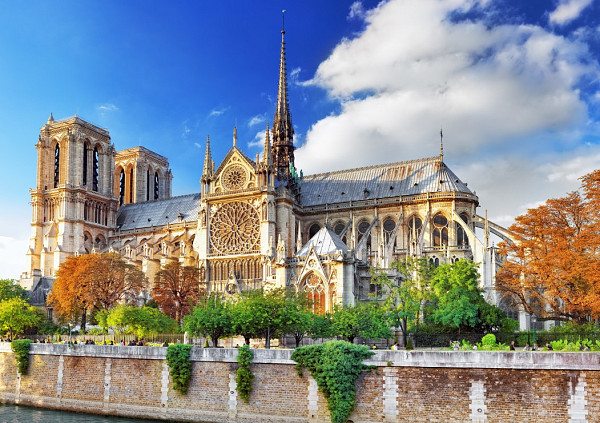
23,115,118,288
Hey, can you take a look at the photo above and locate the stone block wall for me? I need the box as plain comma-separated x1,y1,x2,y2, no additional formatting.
0,344,600,422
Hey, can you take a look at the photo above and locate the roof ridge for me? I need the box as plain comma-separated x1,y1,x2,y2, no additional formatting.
119,192,201,209
304,156,441,178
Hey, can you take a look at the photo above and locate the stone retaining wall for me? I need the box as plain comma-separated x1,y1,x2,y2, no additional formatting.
0,343,599,422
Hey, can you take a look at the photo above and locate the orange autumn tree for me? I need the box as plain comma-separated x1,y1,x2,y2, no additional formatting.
152,262,204,325
496,169,600,324
48,253,147,329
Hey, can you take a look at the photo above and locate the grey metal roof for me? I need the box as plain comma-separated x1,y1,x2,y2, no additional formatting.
296,227,349,257
116,193,201,231
300,157,473,207
28,277,54,307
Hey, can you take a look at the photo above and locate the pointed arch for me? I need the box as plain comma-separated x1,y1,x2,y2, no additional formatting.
300,272,326,314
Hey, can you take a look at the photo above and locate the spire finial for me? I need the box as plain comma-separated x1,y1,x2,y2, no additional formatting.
47,113,54,124
233,126,237,148
202,134,213,178
440,128,444,161
282,9,286,33
263,122,272,164
272,13,295,183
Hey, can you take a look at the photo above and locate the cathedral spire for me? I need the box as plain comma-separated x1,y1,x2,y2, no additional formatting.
271,11,295,183
263,122,272,164
202,135,213,178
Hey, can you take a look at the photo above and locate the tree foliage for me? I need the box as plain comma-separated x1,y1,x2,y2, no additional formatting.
229,288,292,349
496,169,600,324
331,302,391,344
48,253,147,328
152,262,203,325
184,294,233,347
430,260,487,330
11,339,34,374
0,279,28,302
96,305,178,337
371,257,433,346
0,297,41,340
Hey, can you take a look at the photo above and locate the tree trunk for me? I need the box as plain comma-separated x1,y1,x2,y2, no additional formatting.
244,335,251,345
401,318,408,348
211,334,219,347
81,309,87,332
295,334,303,348
348,336,355,344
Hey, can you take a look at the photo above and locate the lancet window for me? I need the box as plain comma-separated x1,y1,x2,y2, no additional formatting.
54,144,60,188
333,221,347,244
357,220,371,252
92,147,99,191
119,169,125,205
154,172,159,200
129,168,134,203
456,212,469,247
407,215,422,250
83,143,88,186
309,223,321,239
383,217,396,249
301,272,326,314
432,214,448,247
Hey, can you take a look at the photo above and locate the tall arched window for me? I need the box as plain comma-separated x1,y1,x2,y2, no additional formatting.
82,143,88,186
146,169,150,201
92,147,99,191
383,217,396,248
119,169,125,205
456,212,469,247
154,172,159,200
407,215,422,248
129,168,134,203
333,221,347,244
432,214,448,247
357,220,371,251
54,144,60,188
301,273,326,314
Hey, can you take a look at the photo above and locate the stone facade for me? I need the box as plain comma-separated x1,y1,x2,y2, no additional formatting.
1,344,600,422
20,28,514,316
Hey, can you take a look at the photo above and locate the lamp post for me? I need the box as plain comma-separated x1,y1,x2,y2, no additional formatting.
531,315,537,347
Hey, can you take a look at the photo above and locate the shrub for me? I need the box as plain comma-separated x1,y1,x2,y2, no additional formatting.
166,344,193,395
481,333,496,347
292,341,374,423
11,339,34,374
405,337,414,350
236,345,254,403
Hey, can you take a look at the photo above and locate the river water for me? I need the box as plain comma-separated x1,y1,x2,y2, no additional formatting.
0,404,163,422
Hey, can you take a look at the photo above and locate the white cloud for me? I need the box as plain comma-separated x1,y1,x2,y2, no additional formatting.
0,236,28,280
194,142,202,149
97,103,119,112
348,1,366,20
549,0,594,25
249,129,270,149
298,0,594,171
208,107,227,118
248,114,266,127
289,67,302,84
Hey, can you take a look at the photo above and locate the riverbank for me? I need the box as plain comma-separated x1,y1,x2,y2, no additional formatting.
1,343,599,422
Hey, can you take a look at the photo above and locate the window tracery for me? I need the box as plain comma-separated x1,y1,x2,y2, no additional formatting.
456,212,469,246
92,147,99,191
54,144,60,188
209,201,260,255
222,164,247,191
432,213,448,247
383,217,396,248
301,272,326,314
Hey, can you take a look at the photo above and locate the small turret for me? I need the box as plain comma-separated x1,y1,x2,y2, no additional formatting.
201,135,213,180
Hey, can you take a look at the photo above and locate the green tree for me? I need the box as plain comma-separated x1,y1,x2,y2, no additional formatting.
310,313,333,341
0,297,41,340
331,303,391,344
230,288,291,349
371,257,433,347
282,293,314,347
97,305,178,337
0,279,27,302
430,259,493,331
184,295,233,347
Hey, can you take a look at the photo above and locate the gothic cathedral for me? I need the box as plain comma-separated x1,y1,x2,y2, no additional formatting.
21,28,514,315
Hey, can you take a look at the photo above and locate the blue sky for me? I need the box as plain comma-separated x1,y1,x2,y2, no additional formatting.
1,0,599,279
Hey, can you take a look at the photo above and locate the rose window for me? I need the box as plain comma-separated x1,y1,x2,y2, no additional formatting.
222,165,247,191
210,201,260,255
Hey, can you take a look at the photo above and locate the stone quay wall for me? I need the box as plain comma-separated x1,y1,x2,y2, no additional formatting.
1,343,600,422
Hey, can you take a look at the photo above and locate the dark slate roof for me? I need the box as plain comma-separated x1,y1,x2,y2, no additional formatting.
28,277,54,307
296,227,349,257
300,157,473,207
116,193,201,231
